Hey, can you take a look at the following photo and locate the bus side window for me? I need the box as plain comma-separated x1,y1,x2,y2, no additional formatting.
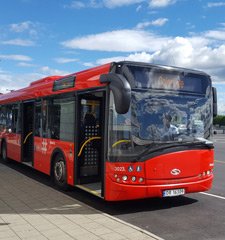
12,104,21,134
0,106,7,131
5,105,12,131
0,106,3,131
48,96,75,142
42,100,49,138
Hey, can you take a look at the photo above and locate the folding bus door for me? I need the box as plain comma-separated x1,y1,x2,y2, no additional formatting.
75,91,105,197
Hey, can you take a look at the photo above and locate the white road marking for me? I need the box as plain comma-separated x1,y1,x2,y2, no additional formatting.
215,160,225,164
200,192,225,200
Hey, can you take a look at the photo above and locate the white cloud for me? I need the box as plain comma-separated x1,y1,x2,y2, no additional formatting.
0,67,69,94
96,52,153,64
65,1,86,9
54,57,79,63
0,71,43,93
10,21,32,32
65,0,103,9
149,0,176,8
204,29,225,40
0,67,68,94
65,0,178,9
207,2,225,8
62,29,171,52
61,27,225,85
17,62,36,67
9,21,38,36
39,66,69,76
139,37,225,73
136,4,142,11
136,18,168,29
83,62,95,67
0,54,32,61
61,25,225,90
103,0,143,8
94,39,225,114
88,31,225,85
1,38,35,46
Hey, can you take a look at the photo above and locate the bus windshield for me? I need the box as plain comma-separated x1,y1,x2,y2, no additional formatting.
108,83,212,162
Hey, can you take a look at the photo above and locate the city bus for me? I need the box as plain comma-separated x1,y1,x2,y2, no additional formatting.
0,61,217,201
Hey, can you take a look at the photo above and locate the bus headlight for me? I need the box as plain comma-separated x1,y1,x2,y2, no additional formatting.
139,177,144,183
131,176,136,182
122,175,128,181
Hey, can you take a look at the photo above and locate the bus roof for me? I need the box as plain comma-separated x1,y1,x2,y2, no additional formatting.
0,63,112,104
0,61,210,105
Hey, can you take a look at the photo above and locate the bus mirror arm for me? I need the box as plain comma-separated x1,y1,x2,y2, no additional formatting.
212,87,217,117
100,73,131,114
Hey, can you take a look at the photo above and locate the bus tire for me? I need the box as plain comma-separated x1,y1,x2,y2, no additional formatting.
53,153,69,190
1,141,9,163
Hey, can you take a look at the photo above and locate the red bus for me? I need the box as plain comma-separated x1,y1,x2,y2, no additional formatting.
0,61,217,201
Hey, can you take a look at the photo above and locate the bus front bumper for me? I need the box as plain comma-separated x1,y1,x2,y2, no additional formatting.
104,174,213,201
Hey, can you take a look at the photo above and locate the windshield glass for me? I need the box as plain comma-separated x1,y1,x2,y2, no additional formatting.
108,89,213,162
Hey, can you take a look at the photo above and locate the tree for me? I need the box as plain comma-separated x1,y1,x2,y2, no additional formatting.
213,115,225,126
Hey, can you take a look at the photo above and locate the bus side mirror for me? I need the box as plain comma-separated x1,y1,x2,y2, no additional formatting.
100,73,131,114
212,87,217,117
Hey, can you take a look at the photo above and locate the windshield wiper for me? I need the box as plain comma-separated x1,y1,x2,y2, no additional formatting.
136,140,213,161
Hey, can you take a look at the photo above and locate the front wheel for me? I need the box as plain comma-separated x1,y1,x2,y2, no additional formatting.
53,153,68,190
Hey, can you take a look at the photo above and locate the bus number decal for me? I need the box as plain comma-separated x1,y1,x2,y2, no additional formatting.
114,167,125,172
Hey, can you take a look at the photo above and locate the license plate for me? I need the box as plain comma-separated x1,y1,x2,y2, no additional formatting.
163,188,185,197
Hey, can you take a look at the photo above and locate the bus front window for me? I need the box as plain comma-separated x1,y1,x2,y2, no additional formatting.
108,88,212,162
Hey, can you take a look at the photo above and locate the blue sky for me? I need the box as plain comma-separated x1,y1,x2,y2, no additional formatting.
0,0,225,114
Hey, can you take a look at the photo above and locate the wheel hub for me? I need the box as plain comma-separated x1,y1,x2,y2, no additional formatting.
54,161,64,182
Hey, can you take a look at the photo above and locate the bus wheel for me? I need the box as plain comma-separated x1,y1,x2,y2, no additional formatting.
1,142,8,163
53,154,68,190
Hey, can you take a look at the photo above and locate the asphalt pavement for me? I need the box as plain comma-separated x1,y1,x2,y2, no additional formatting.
0,162,161,240
1,134,225,240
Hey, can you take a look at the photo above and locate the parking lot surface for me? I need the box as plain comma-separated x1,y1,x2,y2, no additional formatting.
0,162,161,240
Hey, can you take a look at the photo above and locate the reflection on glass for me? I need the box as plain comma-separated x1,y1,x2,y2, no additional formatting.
108,89,212,162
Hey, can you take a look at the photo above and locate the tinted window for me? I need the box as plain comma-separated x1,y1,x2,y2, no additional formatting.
12,104,21,133
35,101,42,137
48,96,75,142
0,106,12,130
0,104,21,133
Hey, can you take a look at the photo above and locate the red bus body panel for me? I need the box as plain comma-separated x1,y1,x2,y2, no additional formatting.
6,133,21,162
0,133,21,162
33,137,75,185
105,149,214,201
0,63,111,185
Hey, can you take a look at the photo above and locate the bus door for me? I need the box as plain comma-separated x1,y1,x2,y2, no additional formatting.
22,101,34,164
76,91,105,197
